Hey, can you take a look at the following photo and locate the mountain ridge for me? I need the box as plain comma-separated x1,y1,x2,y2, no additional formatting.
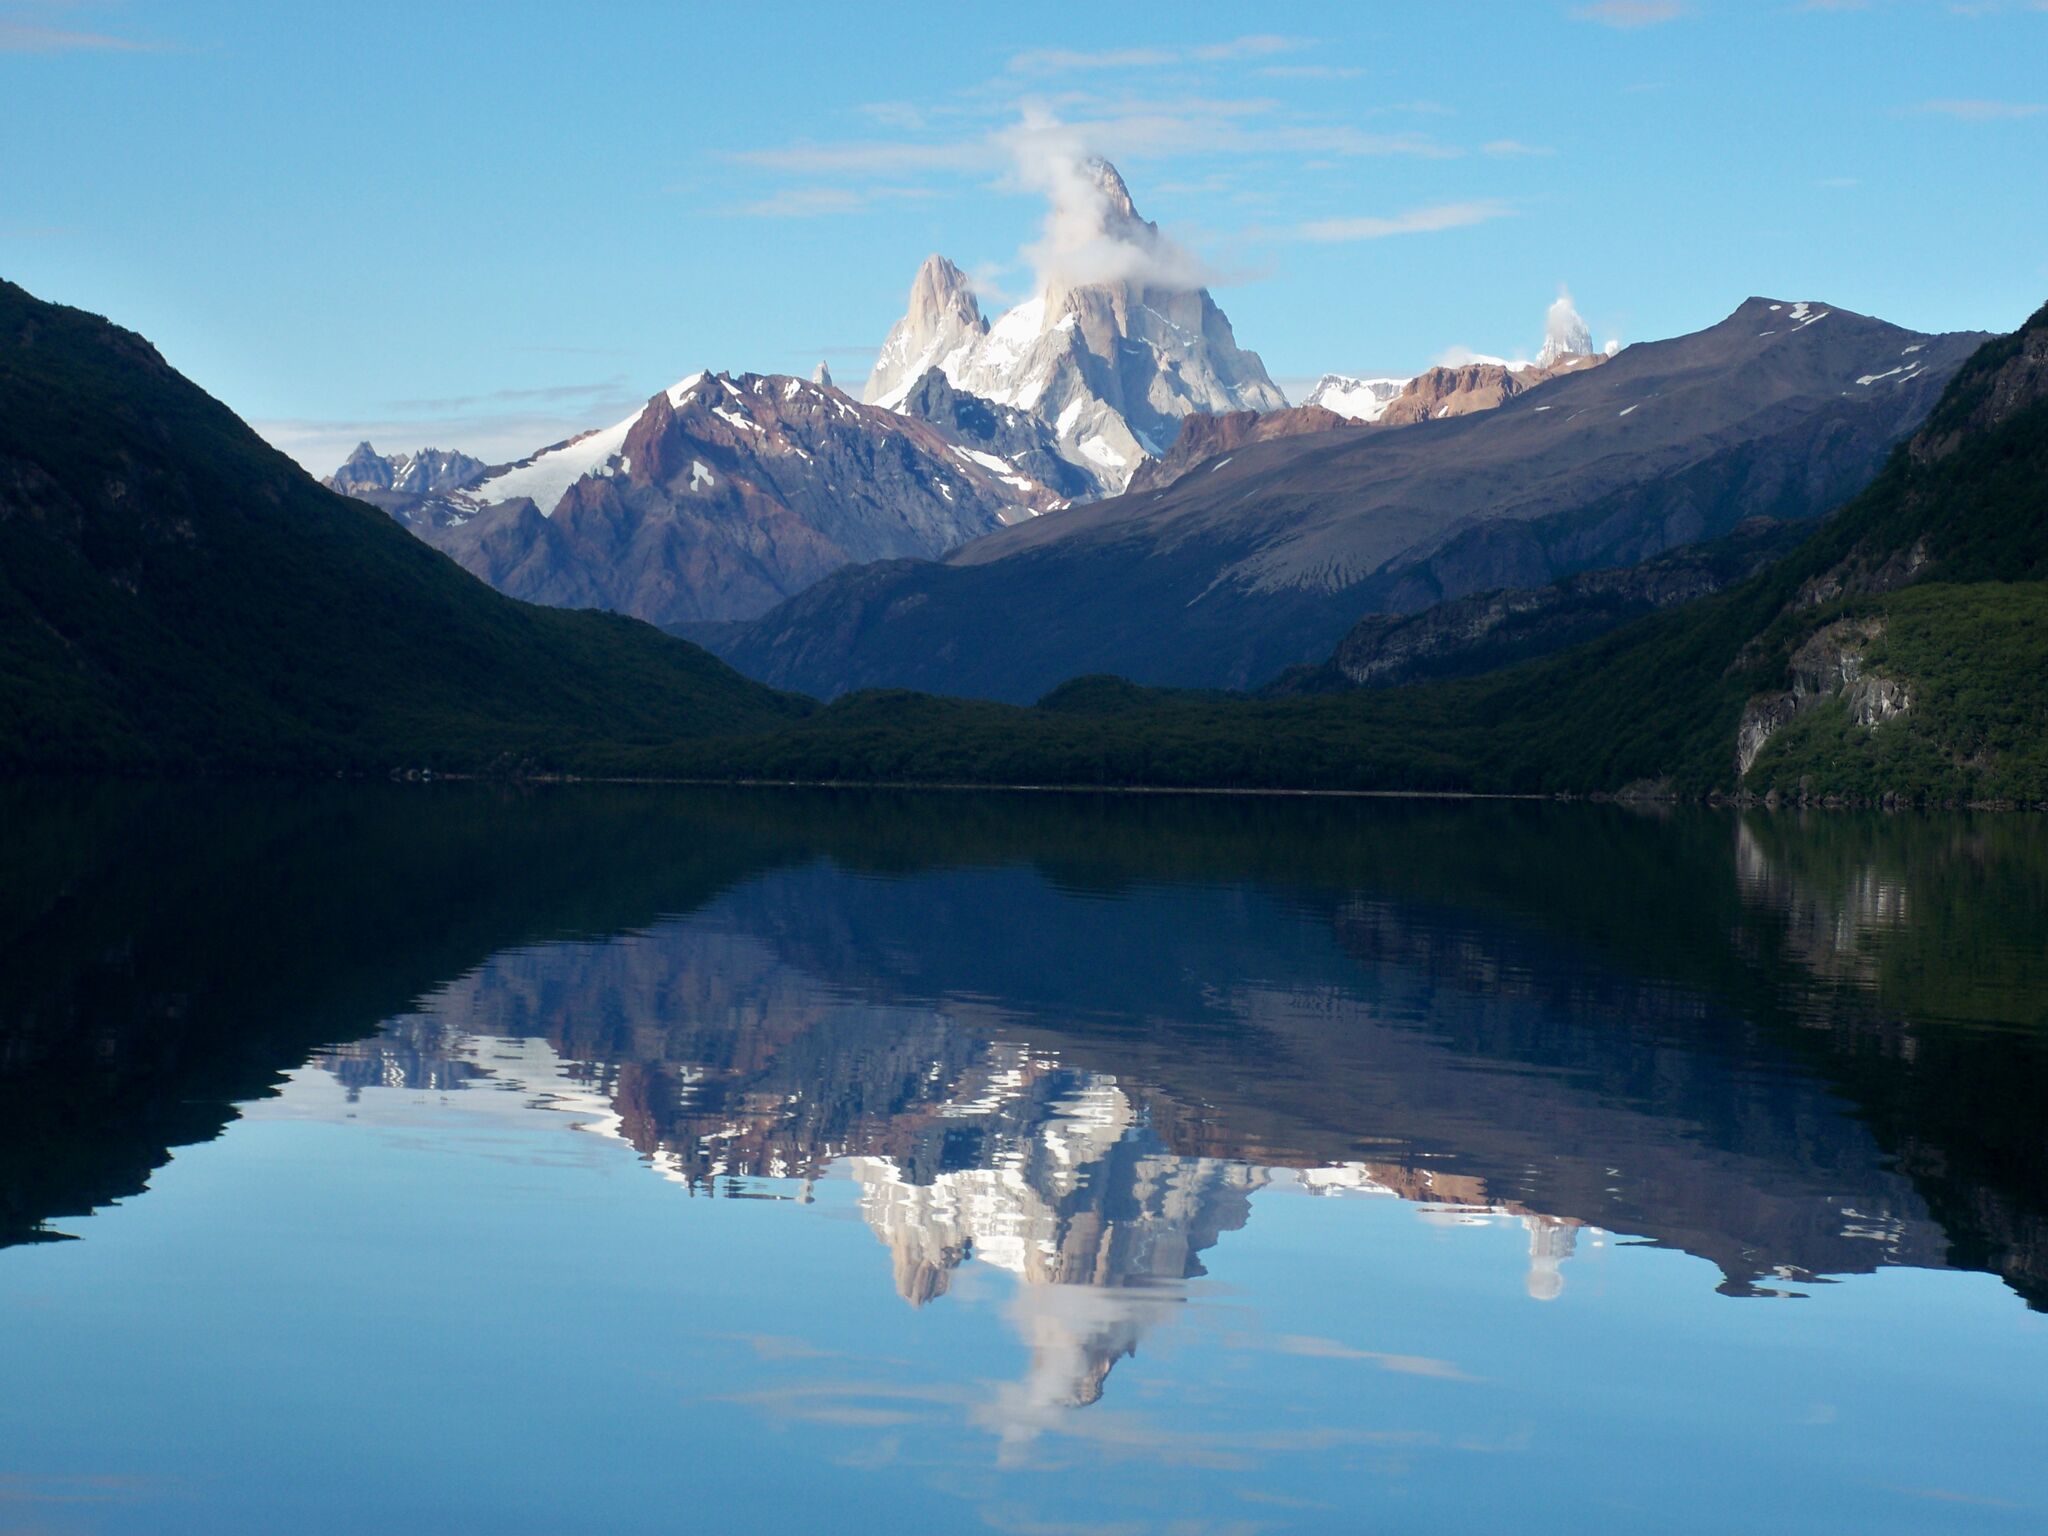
715,296,1985,701
327,369,1057,628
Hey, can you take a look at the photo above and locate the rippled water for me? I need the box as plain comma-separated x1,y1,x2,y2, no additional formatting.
2,787,2044,1533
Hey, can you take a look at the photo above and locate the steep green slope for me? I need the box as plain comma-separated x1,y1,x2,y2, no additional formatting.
0,280,809,771
620,301,2048,802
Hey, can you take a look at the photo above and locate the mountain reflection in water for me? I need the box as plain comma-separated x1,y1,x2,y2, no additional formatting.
1,784,2044,1529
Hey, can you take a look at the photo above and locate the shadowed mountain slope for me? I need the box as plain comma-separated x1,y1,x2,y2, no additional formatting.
0,280,807,772
718,299,1981,701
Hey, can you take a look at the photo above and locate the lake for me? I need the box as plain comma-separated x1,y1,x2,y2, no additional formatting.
2,785,2044,1534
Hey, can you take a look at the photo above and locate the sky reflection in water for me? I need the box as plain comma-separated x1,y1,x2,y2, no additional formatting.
0,787,2043,1534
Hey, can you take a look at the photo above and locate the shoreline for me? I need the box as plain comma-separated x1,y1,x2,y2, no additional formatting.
394,772,2048,812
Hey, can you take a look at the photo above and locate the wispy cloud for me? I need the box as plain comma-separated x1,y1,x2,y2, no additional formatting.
1910,97,2045,118
381,378,631,415
0,3,178,53
256,377,653,474
1290,199,1512,243
732,105,1459,183
0,20,158,50
1483,138,1556,156
1256,63,1365,80
735,185,938,218
731,138,995,176
1570,1,1689,26
1007,35,1304,75
1261,1334,1483,1381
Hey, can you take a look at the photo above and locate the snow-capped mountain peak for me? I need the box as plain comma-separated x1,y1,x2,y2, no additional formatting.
1535,288,1597,369
866,255,989,411
1301,374,1412,423
864,160,1285,494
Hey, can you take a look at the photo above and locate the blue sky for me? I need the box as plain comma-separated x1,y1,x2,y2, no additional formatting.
3,0,2045,470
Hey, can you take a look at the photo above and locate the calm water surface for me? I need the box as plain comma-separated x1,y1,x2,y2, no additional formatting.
2,787,2045,1534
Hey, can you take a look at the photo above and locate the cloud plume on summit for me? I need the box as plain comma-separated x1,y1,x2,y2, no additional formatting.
998,110,1216,293
1537,285,1596,366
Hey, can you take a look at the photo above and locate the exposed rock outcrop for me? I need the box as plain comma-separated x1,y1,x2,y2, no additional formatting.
1124,405,1356,496
892,366,1100,501
1736,616,1909,778
1375,352,1607,427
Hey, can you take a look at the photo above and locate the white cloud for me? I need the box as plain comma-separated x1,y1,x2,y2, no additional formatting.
1007,34,1303,75
1256,63,1366,80
1291,200,1512,243
0,19,168,51
999,107,1216,289
1543,285,1593,354
735,185,937,218
1482,138,1556,156
1570,1,1688,26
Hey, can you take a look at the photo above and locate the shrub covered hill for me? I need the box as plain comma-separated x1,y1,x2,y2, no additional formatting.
629,300,2048,804
0,280,808,772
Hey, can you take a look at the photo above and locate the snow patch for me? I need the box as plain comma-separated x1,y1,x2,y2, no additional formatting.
689,459,714,491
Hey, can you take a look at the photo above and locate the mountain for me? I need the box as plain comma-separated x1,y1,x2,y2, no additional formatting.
1303,290,1611,424
715,297,1984,701
1300,373,1410,422
1535,289,1598,369
644,297,2048,805
1277,517,1809,692
1373,351,1606,427
329,370,1056,628
0,279,806,772
863,160,1287,492
327,442,487,508
1124,405,1357,496
891,366,1098,502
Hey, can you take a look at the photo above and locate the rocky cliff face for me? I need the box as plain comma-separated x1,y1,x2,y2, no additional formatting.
1125,405,1356,496
346,372,1057,627
863,160,1286,493
1731,303,2048,787
892,366,1100,501
1375,352,1606,427
1735,616,1910,777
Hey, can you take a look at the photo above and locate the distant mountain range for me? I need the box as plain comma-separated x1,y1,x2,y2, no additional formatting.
4,159,2041,804
323,158,1646,642
638,297,2048,804
715,298,1983,700
325,371,1061,628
